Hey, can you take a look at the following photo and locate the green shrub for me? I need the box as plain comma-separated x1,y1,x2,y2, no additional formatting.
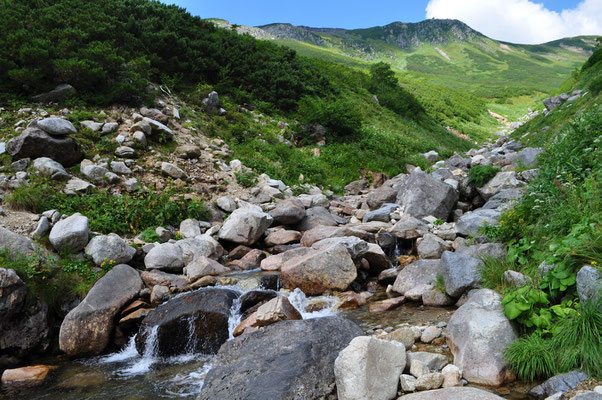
139,228,160,243
468,165,501,187
235,171,258,188
5,183,55,213
504,333,556,382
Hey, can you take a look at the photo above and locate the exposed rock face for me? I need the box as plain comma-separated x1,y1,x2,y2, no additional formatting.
528,370,589,399
396,171,458,219
0,226,36,257
59,264,143,356
335,336,406,400
49,213,90,253
6,128,83,167
136,288,238,356
398,387,505,399
85,234,136,266
440,251,482,297
199,316,362,400
280,244,357,295
446,289,518,385
218,206,273,245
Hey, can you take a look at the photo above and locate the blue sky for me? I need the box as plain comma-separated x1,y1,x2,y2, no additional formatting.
161,0,602,44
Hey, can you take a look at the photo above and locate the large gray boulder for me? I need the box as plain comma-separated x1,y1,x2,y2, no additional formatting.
446,289,518,385
143,117,174,140
396,171,458,220
49,213,89,253
33,157,70,180
482,188,524,210
6,128,83,167
280,244,357,295
311,236,369,260
0,227,36,257
528,370,589,399
37,118,76,136
335,336,406,400
366,186,398,210
477,172,522,201
363,203,399,223
199,316,362,400
576,265,601,304
218,205,273,245
295,206,337,231
144,242,184,272
513,147,544,168
441,251,482,297
59,264,143,356
398,387,505,399
177,235,224,263
455,209,501,236
136,288,238,356
269,199,306,225
84,233,136,266
393,259,441,297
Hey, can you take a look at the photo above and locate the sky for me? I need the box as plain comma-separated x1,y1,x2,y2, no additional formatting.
162,0,602,44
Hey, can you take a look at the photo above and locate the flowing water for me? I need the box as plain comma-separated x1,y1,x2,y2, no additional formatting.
1,269,532,399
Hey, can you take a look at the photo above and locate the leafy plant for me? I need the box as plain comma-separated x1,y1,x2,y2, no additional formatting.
502,286,549,330
539,262,577,298
467,165,501,187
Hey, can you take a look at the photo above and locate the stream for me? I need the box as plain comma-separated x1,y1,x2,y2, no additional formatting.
1,269,534,400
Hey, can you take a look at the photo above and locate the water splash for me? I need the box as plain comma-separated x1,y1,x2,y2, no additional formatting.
120,325,159,375
287,288,338,319
100,335,138,363
227,294,244,339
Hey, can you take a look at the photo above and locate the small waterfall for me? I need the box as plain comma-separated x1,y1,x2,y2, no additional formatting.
227,294,244,339
122,325,159,375
287,288,338,319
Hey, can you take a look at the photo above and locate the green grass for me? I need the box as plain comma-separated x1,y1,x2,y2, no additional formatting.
504,333,556,382
468,165,501,187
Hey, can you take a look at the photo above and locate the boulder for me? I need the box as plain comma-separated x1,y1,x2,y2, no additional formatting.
0,268,27,321
418,233,447,259
366,187,398,210
179,218,201,239
59,264,143,356
37,118,76,136
140,270,187,291
398,387,505,399
144,242,184,272
175,145,201,159
160,162,187,179
216,196,237,213
199,316,362,400
477,172,522,201
311,236,369,259
202,91,220,112
300,225,370,247
280,244,357,295
260,247,313,271
295,206,337,231
406,352,448,372
482,188,523,210
80,120,103,132
63,177,96,195
455,209,501,236
183,256,230,282
264,230,301,247
1,365,56,387
177,235,224,263
441,251,482,297
143,117,174,139
363,203,399,223
218,206,273,245
416,372,444,390
0,226,36,257
514,147,544,168
390,215,429,239
6,128,83,167
254,296,302,326
335,336,406,400
269,199,306,225
442,364,462,387
49,213,89,253
393,260,441,297
84,233,136,266
528,371,589,399
136,288,238,356
576,266,601,304
446,289,518,385
363,243,392,274
33,157,70,180
81,164,108,182
31,83,76,103
456,242,506,260
396,171,458,220
543,96,563,112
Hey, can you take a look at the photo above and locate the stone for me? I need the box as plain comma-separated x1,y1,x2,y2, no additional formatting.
62,177,94,195
255,296,302,325
382,328,416,348
216,196,237,213
576,266,601,304
140,270,187,291
239,290,278,315
400,374,417,392
543,96,563,112
202,91,220,112
269,199,306,225
295,206,337,231
390,215,429,239
175,145,201,159
11,158,29,171
337,291,368,309
81,164,108,182
124,178,139,192
366,186,398,209
363,243,392,274
150,285,170,304
101,122,118,135
421,326,442,343
455,209,501,236
136,288,238,356
133,131,147,147
104,172,121,184
37,118,76,136
115,146,136,158
179,218,201,238
84,233,136,266
6,128,83,166
446,289,518,385
183,256,230,282
199,316,362,400
411,359,430,378
231,248,265,270
143,117,174,139
442,364,462,387
422,287,455,306
0,226,37,257
503,270,532,287
264,230,301,247
335,336,406,400
59,264,143,356
398,387,505,399
161,162,187,179
482,188,524,210
406,352,449,372
0,268,27,322
368,296,406,312
418,233,446,259
218,205,273,245
396,171,459,220
33,216,51,238
31,83,76,103
514,147,544,168
393,259,441,297
260,247,314,271
49,213,89,253
529,371,589,399
416,372,444,390
441,251,482,297
80,120,103,132
300,225,370,247
177,235,224,263
33,157,70,180
280,244,357,295
422,150,439,163
311,236,369,259
1,365,56,387
144,243,184,272
363,203,399,223
456,242,506,260
110,161,132,175
477,171,522,201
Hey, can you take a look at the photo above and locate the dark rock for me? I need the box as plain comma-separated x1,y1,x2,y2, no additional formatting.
199,316,362,400
239,290,278,315
6,128,83,167
136,288,238,356
260,274,280,291
441,251,482,297
528,370,589,399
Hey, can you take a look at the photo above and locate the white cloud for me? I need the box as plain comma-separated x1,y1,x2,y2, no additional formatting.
425,0,602,44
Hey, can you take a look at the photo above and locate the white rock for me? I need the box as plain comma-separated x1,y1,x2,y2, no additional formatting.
442,364,462,388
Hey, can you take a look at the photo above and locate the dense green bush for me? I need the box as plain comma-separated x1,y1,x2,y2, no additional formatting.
504,334,556,382
368,62,424,118
296,96,363,139
468,165,501,187
0,0,331,109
